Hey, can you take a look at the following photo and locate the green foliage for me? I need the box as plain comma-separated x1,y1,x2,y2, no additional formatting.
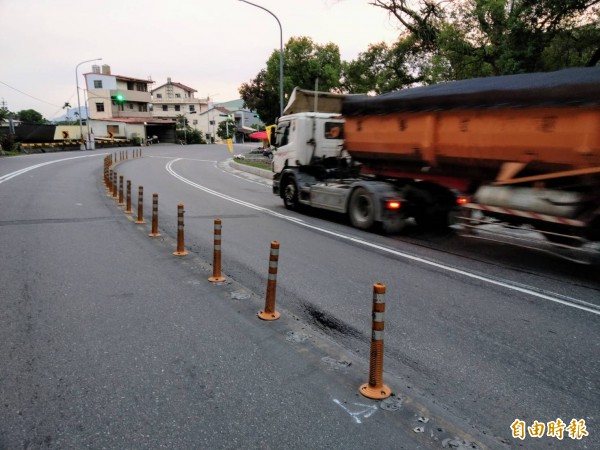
17,109,46,124
241,1,599,104
0,107,15,121
217,119,235,140
176,128,205,144
363,0,600,89
239,36,343,124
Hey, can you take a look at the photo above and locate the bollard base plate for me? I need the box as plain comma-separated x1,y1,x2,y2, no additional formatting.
135,219,146,224
173,251,189,256
258,310,280,321
148,232,161,238
359,383,392,400
124,209,133,214
208,276,226,283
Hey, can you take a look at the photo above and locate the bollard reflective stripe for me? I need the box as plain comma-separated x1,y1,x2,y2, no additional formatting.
359,283,391,400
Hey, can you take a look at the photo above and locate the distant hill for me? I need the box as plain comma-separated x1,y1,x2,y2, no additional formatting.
215,99,245,110
52,107,88,123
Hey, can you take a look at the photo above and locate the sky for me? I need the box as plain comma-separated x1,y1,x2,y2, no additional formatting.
0,0,403,120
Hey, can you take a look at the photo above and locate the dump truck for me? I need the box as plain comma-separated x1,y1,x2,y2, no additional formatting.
271,67,600,259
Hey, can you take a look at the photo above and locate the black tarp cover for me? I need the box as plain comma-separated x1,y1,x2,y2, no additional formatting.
342,67,600,116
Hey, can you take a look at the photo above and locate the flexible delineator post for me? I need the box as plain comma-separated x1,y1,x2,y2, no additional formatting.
112,172,118,199
173,204,188,256
209,218,225,282
118,175,125,206
125,180,132,213
258,241,281,320
359,283,392,399
107,169,113,194
148,193,161,237
135,186,145,224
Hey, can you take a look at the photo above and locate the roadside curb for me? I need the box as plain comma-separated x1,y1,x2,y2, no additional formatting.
229,158,272,179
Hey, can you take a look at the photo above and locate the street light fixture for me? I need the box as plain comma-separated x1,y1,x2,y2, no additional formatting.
238,0,284,118
75,57,102,150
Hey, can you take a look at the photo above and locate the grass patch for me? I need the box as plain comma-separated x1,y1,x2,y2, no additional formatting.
234,158,272,171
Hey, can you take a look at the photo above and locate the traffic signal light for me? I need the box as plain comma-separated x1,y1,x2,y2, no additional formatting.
112,93,125,104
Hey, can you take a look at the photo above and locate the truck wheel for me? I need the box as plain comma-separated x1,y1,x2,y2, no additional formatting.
282,177,300,211
349,187,375,230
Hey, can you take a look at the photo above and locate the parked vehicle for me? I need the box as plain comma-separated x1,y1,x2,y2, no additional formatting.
272,67,600,259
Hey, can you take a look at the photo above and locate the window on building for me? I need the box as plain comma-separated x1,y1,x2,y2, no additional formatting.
136,83,147,92
94,80,102,89
128,104,134,110
162,105,168,111
175,93,181,98
189,105,195,112
138,104,147,112
175,105,180,111
156,93,162,99
127,81,134,90
95,102,104,112
107,125,119,136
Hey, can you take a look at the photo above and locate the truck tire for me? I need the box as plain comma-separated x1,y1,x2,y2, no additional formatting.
411,182,455,230
349,187,375,230
282,176,300,211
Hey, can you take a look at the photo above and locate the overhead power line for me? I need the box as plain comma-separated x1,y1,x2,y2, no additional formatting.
0,80,63,107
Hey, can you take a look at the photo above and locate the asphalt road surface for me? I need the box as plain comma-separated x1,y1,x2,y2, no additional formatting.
1,144,598,449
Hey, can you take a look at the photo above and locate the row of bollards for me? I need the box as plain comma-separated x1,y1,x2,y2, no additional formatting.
102,151,391,400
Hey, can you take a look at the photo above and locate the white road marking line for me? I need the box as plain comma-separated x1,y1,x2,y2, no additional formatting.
165,158,600,316
0,154,105,185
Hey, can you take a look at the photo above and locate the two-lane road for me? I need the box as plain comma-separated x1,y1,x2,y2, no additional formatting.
115,144,599,448
2,145,598,449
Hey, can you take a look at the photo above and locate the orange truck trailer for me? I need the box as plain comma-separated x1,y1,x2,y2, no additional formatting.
272,67,600,261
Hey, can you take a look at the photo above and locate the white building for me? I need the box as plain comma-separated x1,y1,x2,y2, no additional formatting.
84,64,175,143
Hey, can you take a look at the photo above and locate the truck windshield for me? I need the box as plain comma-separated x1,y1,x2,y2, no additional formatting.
274,122,290,147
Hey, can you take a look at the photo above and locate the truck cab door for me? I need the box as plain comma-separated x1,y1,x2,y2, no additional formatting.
272,120,295,173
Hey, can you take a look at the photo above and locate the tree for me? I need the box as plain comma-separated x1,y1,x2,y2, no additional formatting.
361,0,600,88
217,119,235,140
239,36,343,124
17,109,46,124
0,107,14,121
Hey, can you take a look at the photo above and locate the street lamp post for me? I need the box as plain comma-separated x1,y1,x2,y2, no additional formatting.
238,0,284,118
75,57,102,150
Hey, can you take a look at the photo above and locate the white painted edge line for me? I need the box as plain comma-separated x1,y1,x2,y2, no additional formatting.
165,158,600,317
0,153,106,185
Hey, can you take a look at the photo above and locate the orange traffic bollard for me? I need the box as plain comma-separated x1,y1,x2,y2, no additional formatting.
107,170,113,194
124,180,133,214
359,283,392,400
148,193,161,237
112,172,118,199
258,241,281,320
135,185,145,224
208,218,225,282
173,204,188,256
118,175,125,206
